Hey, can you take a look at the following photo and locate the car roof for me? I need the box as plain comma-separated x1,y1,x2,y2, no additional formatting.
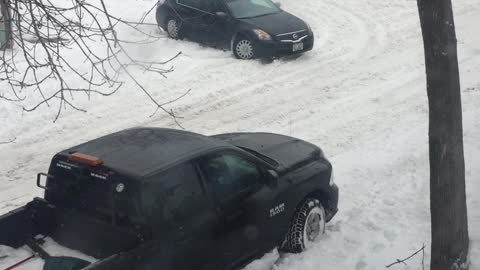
60,127,230,179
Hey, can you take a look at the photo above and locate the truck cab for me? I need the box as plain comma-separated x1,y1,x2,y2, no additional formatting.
0,127,338,270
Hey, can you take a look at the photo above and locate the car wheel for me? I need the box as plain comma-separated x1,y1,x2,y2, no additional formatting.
233,37,255,60
166,17,182,39
281,198,326,253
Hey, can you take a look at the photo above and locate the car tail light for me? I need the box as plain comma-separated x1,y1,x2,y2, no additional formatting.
68,152,103,166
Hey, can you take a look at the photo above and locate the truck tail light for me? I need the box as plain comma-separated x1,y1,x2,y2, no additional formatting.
68,152,103,166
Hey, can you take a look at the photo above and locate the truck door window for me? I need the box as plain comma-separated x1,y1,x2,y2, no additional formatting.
200,154,262,200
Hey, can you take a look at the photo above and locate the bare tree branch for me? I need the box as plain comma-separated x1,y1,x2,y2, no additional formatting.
386,244,426,268
0,0,186,124
0,137,16,144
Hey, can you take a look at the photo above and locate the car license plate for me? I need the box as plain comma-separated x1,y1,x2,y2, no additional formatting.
292,42,304,52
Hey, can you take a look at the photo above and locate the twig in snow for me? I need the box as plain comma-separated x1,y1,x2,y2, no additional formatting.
0,137,16,144
422,242,425,270
386,244,426,268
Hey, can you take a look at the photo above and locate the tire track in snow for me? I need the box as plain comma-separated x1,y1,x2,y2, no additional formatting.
147,0,391,112
153,0,398,131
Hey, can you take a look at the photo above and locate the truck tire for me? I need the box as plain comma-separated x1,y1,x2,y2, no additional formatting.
280,198,326,253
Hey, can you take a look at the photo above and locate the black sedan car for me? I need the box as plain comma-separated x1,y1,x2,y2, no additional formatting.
156,0,314,59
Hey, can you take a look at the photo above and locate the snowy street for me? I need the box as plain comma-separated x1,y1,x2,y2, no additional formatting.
1,0,479,269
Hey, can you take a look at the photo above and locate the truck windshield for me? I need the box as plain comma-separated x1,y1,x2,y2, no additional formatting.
225,0,280,19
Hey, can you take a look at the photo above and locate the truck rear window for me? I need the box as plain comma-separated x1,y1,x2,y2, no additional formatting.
45,161,140,223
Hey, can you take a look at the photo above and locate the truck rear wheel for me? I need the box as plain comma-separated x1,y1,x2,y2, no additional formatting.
280,198,326,253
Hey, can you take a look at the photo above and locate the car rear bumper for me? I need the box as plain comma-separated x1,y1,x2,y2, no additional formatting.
253,34,314,58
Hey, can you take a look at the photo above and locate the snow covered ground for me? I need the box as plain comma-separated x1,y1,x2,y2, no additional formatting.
1,0,479,269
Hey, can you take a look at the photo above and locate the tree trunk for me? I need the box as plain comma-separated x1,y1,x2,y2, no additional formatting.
0,0,12,50
416,0,470,269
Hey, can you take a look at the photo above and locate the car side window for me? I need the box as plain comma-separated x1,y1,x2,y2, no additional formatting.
142,162,206,224
200,153,262,201
178,0,215,13
251,0,275,9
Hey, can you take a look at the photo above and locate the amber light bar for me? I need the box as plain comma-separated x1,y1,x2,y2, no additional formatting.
68,152,103,166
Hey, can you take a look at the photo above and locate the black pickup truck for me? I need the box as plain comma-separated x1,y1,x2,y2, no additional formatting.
0,128,338,270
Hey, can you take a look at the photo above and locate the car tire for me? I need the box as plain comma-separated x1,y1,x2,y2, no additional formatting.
165,17,183,40
280,198,326,253
233,36,256,60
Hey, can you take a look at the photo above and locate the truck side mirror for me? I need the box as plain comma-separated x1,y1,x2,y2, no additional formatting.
267,169,279,186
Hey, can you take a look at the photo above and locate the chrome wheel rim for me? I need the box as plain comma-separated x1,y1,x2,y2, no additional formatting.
167,19,179,38
236,40,254,59
303,206,325,248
